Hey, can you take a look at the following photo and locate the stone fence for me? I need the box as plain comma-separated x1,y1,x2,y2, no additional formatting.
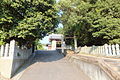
66,53,120,80
77,44,120,56
0,40,32,78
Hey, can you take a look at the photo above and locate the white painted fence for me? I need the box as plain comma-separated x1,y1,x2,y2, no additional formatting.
78,44,120,56
0,40,32,78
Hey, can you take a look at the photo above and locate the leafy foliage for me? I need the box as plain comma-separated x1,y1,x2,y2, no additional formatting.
54,27,64,34
35,39,44,50
59,0,120,46
0,0,59,47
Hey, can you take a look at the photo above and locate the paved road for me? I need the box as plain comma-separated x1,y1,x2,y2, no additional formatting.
19,50,90,80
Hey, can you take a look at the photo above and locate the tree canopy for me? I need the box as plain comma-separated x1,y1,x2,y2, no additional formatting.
0,0,58,47
59,0,120,46
54,27,64,34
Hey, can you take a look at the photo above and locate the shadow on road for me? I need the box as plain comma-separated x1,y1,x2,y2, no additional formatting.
34,50,64,62
12,50,64,80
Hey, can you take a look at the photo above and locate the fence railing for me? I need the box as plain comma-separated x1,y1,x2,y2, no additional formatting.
77,44,120,56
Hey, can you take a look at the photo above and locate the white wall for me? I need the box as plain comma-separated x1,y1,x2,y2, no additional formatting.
78,44,120,57
0,40,32,78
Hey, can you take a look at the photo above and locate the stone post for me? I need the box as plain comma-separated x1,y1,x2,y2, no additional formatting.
96,46,99,54
9,40,16,58
104,44,109,56
108,45,112,56
116,44,120,56
98,46,100,54
94,46,97,55
92,45,95,54
99,46,102,54
80,47,84,53
4,43,9,57
0,40,16,78
0,45,4,57
84,46,86,53
101,46,105,56
87,47,90,54
112,45,116,56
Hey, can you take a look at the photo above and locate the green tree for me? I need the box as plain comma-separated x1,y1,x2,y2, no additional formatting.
59,0,120,46
0,0,59,47
34,39,44,50
55,27,64,34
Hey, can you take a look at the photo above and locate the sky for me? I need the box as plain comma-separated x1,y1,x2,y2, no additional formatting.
40,36,49,44
56,0,60,3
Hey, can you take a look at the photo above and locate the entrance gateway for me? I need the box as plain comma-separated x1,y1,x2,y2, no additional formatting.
48,34,65,51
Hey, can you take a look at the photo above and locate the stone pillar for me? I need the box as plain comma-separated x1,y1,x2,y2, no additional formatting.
4,43,9,57
88,47,91,54
84,46,87,53
116,44,120,56
96,46,99,54
9,40,16,58
98,46,101,54
51,40,56,50
100,46,102,54
112,45,116,56
104,44,109,56
94,46,97,55
0,40,16,78
80,47,84,53
0,45,5,57
108,45,112,56
101,46,105,55
92,45,95,54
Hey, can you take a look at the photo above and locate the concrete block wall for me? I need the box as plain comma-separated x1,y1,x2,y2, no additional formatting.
67,55,112,80
0,40,32,78
72,59,111,80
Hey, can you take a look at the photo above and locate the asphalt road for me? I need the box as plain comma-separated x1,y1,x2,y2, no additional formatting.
18,50,90,80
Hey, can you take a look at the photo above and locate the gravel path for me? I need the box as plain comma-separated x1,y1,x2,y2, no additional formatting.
18,50,90,80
